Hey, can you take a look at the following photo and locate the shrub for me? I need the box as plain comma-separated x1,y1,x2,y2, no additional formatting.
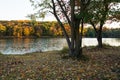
61,47,69,53
59,47,69,57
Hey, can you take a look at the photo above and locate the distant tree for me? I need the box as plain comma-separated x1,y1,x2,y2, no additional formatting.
13,25,22,37
27,14,38,27
85,27,95,37
6,26,14,36
34,26,42,37
29,27,35,36
102,28,120,38
23,27,30,36
0,24,6,36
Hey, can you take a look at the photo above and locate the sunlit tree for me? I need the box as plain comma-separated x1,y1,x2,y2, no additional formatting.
29,27,35,36
23,26,30,36
13,25,23,37
0,24,6,36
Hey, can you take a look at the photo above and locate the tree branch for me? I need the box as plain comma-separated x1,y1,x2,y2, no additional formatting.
56,0,72,27
51,0,71,47
90,20,98,33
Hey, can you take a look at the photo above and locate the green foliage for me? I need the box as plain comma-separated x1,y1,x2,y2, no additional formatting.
29,0,51,19
59,47,69,57
61,47,69,54
84,27,120,38
60,47,89,61
102,28,120,38
85,28,96,37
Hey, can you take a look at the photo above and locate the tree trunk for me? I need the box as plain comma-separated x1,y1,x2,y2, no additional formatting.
90,20,103,48
74,25,81,57
70,26,75,56
97,33,102,48
97,27,103,48
70,0,75,56
52,0,86,58
73,18,82,58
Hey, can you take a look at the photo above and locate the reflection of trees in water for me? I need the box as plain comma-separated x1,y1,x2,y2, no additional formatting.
13,38,22,48
0,39,6,50
102,38,120,46
24,38,31,51
12,38,32,51
0,38,120,54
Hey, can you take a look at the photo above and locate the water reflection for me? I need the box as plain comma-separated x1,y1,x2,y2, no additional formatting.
0,38,119,54
82,38,120,47
0,38,67,54
102,38,120,46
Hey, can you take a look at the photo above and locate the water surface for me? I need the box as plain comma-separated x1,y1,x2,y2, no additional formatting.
0,38,119,54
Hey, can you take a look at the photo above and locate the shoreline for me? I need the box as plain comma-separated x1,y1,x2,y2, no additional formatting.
0,36,66,39
0,46,120,55
0,36,120,39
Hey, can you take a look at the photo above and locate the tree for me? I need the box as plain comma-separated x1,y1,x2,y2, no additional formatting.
23,26,30,36
6,22,14,36
13,25,22,37
34,26,42,37
30,0,91,58
0,24,6,36
109,1,120,21
87,0,120,48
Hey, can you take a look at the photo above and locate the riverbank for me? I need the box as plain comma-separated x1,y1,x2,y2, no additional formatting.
1,36,120,39
0,36,66,39
0,46,120,79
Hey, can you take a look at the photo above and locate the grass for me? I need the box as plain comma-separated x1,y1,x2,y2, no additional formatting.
0,52,3,55
0,46,120,80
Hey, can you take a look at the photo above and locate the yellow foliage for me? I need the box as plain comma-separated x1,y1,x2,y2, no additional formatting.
0,24,6,32
13,25,22,37
24,27,30,36
79,27,87,36
29,27,35,34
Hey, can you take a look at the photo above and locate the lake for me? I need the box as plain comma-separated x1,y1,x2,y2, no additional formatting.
0,38,120,54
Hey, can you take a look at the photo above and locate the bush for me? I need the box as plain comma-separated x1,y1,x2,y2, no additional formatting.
59,47,69,57
61,47,69,53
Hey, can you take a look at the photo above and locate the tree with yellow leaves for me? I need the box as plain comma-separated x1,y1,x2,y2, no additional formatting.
0,24,6,36
13,25,22,38
23,26,30,36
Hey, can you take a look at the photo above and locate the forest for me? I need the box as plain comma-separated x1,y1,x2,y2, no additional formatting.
0,20,119,38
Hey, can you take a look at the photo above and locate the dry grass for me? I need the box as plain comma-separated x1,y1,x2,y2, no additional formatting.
0,47,120,80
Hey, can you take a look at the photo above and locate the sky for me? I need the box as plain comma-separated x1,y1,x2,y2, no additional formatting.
0,0,119,28
0,0,33,20
0,0,56,21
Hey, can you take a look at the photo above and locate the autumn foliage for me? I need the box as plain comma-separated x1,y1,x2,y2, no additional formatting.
0,20,69,37
0,20,119,38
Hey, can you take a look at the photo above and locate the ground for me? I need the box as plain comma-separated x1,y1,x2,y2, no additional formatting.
0,46,120,80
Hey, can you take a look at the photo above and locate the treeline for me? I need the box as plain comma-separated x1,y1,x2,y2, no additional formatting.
85,27,120,38
0,20,119,38
0,20,70,38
